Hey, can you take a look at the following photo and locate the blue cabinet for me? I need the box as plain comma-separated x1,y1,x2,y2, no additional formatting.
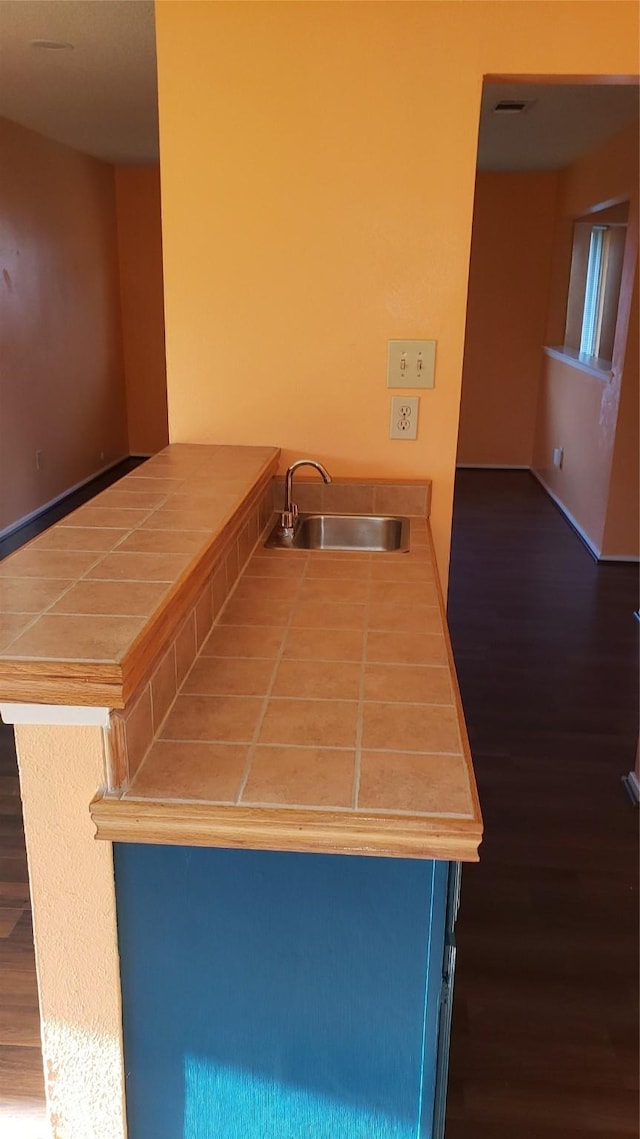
114,846,458,1139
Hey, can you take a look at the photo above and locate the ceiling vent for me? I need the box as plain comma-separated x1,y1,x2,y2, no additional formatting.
492,100,535,115
30,40,75,51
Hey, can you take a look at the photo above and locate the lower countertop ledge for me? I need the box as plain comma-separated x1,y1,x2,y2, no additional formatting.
88,508,482,862
89,796,482,861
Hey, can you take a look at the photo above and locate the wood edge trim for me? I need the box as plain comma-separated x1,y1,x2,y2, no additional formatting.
0,663,125,708
90,797,482,861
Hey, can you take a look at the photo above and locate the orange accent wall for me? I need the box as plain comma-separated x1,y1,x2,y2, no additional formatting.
457,172,558,467
0,117,128,534
154,0,640,578
115,167,169,456
532,122,639,556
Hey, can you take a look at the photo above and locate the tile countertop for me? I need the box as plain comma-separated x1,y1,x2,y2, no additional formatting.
92,517,483,862
0,445,280,707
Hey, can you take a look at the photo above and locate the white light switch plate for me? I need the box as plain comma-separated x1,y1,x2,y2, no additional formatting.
389,396,419,440
387,340,436,388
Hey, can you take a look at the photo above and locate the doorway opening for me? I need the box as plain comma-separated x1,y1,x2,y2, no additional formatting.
455,77,639,561
446,74,639,1136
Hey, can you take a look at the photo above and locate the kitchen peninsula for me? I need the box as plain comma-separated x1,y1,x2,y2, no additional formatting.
0,445,481,1139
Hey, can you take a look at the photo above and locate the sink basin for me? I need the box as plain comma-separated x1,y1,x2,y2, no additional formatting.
265,513,410,552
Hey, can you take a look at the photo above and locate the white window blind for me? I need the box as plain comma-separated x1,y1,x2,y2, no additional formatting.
579,226,608,358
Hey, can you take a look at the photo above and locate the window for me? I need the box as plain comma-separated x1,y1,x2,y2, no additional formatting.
579,225,608,357
563,203,628,367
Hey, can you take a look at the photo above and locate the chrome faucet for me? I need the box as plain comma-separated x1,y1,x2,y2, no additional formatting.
281,459,332,533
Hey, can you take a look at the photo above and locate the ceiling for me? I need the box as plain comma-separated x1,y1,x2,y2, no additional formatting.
0,3,637,170
478,82,639,171
0,0,159,164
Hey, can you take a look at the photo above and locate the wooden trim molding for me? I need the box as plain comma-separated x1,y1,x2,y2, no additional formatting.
90,797,482,862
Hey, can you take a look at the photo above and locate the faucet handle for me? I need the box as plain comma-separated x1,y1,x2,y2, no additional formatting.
280,503,298,531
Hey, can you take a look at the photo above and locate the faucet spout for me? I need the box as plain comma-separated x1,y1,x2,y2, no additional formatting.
281,459,332,532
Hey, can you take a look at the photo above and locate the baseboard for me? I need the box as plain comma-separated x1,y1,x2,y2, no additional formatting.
0,455,131,542
531,470,640,564
593,552,640,564
530,470,602,560
456,463,530,470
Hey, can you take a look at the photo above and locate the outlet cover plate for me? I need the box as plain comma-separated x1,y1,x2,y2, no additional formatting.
389,396,419,440
387,340,436,389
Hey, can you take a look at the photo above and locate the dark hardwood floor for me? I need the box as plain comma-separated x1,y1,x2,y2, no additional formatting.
446,470,639,1138
0,459,144,1135
0,464,638,1135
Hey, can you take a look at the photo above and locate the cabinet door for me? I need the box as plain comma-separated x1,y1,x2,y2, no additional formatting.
115,845,450,1139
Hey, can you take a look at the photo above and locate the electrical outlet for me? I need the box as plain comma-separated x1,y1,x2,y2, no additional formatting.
387,340,436,389
35,450,43,471
389,396,419,440
553,446,564,469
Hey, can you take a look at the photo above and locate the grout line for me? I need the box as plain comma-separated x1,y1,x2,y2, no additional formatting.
352,557,372,809
215,618,443,635
170,692,455,709
151,645,176,736
120,791,472,819
22,608,169,620
198,652,451,672
29,525,135,549
179,692,359,704
124,686,156,786
129,644,179,792
66,574,185,584
200,651,445,665
233,552,310,805
157,737,463,758
197,653,282,661
136,523,213,533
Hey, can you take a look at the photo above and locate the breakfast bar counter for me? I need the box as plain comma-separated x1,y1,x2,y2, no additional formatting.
0,444,482,1139
0,442,480,861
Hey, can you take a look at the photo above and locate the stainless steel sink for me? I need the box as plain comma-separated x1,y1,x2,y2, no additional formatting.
265,513,410,552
